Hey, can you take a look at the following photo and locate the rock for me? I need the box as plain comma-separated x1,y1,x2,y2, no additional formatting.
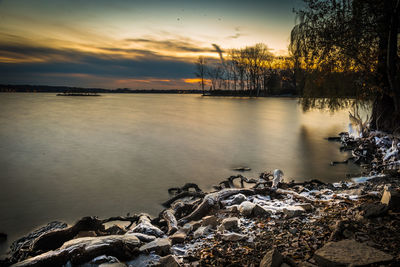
239,201,256,216
74,230,97,238
252,204,271,217
139,238,171,256
219,217,240,231
221,232,246,241
193,226,212,239
294,203,314,212
282,206,305,218
259,249,283,267
201,215,219,228
381,188,400,212
169,231,186,245
360,202,388,218
158,254,180,267
230,193,247,205
180,223,193,234
314,239,393,266
12,235,140,267
91,255,120,264
226,205,239,213
125,232,156,242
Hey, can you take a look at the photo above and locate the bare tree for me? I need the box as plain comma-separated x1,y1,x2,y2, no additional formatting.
195,56,207,94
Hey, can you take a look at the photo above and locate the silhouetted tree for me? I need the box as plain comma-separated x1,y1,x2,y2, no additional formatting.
195,56,207,94
291,0,400,133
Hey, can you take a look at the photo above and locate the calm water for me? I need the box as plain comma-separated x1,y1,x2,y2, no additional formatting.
0,93,359,252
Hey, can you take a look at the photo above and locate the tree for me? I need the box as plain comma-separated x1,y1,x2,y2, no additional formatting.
207,63,224,90
195,56,207,94
291,0,400,133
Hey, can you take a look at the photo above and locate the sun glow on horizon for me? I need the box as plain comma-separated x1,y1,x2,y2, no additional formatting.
0,0,300,88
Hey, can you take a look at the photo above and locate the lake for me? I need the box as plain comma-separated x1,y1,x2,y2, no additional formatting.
0,93,360,252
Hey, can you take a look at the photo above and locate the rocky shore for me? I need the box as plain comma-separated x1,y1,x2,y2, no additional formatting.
1,131,399,267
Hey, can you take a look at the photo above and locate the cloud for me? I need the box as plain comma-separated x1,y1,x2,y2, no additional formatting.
227,33,243,39
0,42,198,88
124,38,214,53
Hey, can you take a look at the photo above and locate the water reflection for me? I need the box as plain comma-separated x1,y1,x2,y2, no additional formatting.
0,93,359,252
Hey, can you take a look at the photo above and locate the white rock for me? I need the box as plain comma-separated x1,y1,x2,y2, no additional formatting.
239,201,256,216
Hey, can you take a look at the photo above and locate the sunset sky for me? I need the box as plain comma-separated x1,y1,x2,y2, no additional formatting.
0,0,301,89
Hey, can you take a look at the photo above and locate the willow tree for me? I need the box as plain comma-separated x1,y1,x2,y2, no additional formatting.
291,0,400,133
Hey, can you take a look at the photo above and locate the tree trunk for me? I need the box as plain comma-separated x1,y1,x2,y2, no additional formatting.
370,0,400,134
370,93,400,134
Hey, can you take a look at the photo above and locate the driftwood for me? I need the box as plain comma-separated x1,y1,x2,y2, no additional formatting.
276,189,316,204
162,191,205,207
12,235,141,267
228,175,258,188
101,215,140,230
170,199,201,219
179,188,255,224
128,214,165,237
31,217,104,253
162,209,178,235
168,183,202,195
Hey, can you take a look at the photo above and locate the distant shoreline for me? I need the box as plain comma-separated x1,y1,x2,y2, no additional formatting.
0,84,298,97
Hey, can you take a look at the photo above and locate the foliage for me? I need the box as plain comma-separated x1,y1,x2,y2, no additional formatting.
195,44,298,96
291,0,400,133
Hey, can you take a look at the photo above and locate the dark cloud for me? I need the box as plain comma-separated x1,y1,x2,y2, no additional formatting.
124,38,214,53
0,43,197,85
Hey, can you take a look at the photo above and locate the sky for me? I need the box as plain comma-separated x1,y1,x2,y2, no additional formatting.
0,0,301,89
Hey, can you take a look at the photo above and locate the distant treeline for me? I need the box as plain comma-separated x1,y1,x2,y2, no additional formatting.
194,43,360,98
0,85,203,94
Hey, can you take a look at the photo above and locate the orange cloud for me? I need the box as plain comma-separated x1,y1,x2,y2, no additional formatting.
183,78,211,84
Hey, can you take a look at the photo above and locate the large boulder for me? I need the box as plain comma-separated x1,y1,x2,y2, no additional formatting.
314,239,393,266
259,249,283,267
